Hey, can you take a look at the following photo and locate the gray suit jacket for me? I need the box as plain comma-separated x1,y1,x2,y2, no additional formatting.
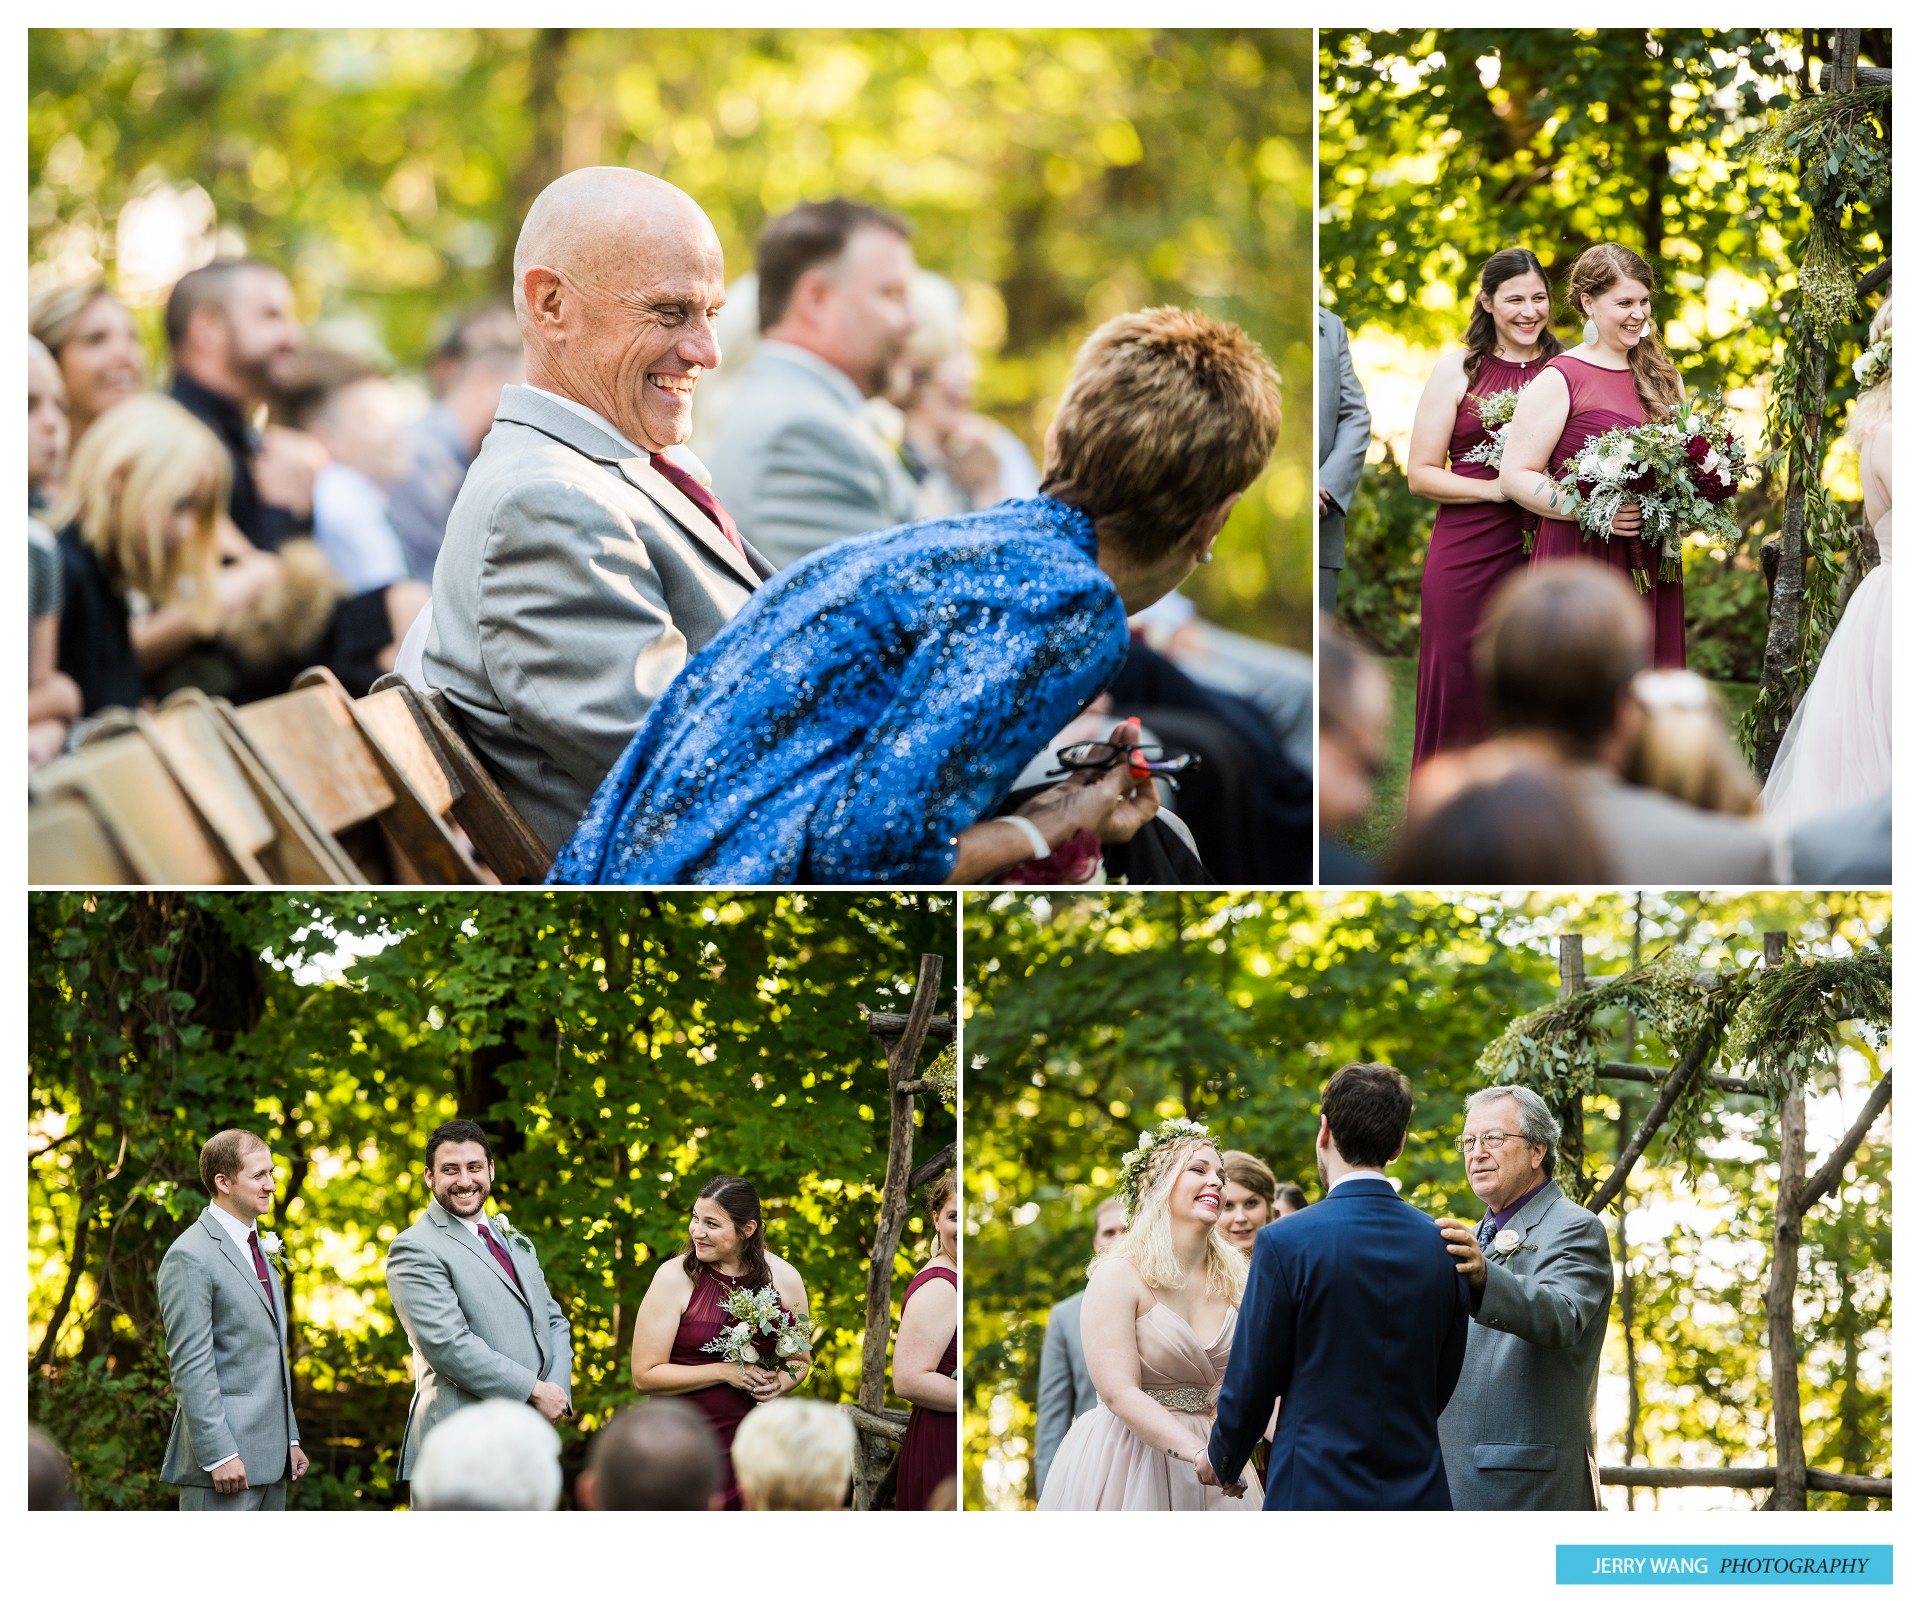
157,1209,300,1489
384,1199,574,1479
705,342,918,570
422,385,775,851
1033,1290,1101,1496
1438,1181,1613,1510
1317,309,1371,572
1577,766,1781,885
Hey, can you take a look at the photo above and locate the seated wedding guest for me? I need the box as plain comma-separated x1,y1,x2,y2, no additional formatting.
731,1398,855,1511
1473,565,1778,884
1390,753,1611,884
388,307,524,583
706,199,920,568
550,305,1282,885
1318,620,1389,884
409,1399,562,1511
28,1425,72,1511
576,1399,724,1511
1218,1150,1277,1259
1034,1196,1124,1497
48,394,229,714
29,279,147,470
423,167,777,852
892,1171,958,1511
1788,791,1892,885
277,349,414,594
29,342,83,766
1275,1182,1308,1216
1620,669,1760,816
28,336,69,510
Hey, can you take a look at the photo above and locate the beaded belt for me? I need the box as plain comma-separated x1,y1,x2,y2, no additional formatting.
1144,1385,1214,1414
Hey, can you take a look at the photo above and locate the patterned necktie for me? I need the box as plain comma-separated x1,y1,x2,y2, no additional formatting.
1476,1214,1499,1252
650,453,746,556
478,1223,523,1290
247,1229,275,1308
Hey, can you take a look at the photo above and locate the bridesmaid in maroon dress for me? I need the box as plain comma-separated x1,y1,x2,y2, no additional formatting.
629,1175,811,1509
1501,242,1687,667
1409,248,1564,768
892,1171,958,1509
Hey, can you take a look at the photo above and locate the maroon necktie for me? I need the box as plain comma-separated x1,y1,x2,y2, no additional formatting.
247,1229,274,1305
478,1223,523,1290
650,453,746,556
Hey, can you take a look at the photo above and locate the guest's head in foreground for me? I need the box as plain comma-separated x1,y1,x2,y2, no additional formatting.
277,348,412,489
1091,1195,1126,1255
28,337,69,500
1392,750,1612,883
1217,1148,1277,1256
1566,242,1682,420
732,1398,855,1510
1621,670,1759,816
198,1128,275,1222
166,259,304,407
1317,1062,1413,1190
1043,306,1282,612
29,279,147,451
423,1118,495,1220
1477,563,1651,768
577,1398,723,1510
50,393,227,630
1275,1182,1309,1217
513,167,725,455
411,1399,563,1510
1463,247,1562,377
1458,1085,1559,1215
1319,618,1390,836
685,1173,772,1289
757,198,917,399
28,1425,72,1511
1106,1118,1246,1299
926,1169,958,1264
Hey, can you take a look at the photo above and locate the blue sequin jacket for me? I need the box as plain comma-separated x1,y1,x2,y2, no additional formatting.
548,496,1129,884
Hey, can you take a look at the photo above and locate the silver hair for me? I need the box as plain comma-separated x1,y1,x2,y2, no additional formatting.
411,1399,563,1510
1464,1085,1560,1176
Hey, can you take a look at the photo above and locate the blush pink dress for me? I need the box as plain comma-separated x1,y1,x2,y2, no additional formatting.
1035,1303,1261,1510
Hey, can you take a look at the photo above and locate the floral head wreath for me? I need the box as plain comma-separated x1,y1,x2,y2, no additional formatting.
1117,1116,1217,1227
1853,328,1892,391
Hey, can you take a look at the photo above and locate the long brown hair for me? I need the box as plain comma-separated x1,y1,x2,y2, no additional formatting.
925,1170,956,1261
683,1175,773,1291
1568,243,1682,421
1462,248,1564,382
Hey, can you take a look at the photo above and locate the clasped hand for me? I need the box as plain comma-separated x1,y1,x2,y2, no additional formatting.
728,1365,786,1400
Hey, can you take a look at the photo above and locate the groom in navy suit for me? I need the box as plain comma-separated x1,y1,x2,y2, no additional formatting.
1207,1063,1470,1509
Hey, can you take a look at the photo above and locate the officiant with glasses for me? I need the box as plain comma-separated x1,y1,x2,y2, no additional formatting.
549,304,1282,886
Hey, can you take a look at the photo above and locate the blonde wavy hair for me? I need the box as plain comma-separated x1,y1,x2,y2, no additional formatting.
1846,295,1893,450
1096,1134,1247,1302
49,394,228,629
1568,243,1683,422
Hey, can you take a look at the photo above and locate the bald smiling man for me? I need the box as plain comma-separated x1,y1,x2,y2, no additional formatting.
422,168,778,851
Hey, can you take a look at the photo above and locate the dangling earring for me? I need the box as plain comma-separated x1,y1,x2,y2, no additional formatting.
1582,316,1600,346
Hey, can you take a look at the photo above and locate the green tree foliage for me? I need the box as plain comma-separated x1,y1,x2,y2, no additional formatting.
27,890,955,1509
962,890,1890,1510
27,27,1314,645
1318,28,1891,676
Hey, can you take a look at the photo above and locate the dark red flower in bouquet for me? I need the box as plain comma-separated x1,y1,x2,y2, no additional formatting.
1684,433,1712,465
1577,477,1600,502
1624,463,1660,495
1695,469,1739,503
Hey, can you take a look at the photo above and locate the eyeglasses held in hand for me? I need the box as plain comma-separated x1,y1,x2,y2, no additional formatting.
1047,741,1202,779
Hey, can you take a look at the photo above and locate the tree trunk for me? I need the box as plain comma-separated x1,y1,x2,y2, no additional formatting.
1763,932,1809,1511
1558,936,1588,1197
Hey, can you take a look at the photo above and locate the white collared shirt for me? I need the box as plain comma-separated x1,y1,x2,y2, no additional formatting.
519,384,713,482
202,1205,276,1472
1326,1168,1401,1194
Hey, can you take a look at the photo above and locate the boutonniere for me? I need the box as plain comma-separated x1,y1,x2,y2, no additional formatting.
490,1216,530,1252
1488,1228,1536,1265
257,1231,285,1262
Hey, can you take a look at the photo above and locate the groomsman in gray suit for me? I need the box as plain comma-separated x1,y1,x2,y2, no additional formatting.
422,167,777,851
1436,1086,1613,1510
706,199,920,569
385,1119,573,1482
1032,1196,1125,1496
157,1130,308,1509
1316,307,1372,615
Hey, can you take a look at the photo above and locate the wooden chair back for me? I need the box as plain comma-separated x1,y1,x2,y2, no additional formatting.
30,731,239,884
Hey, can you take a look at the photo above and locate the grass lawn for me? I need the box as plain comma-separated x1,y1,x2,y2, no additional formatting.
1340,658,1761,861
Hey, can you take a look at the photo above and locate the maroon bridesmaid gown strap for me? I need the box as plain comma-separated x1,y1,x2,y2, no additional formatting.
894,1263,958,1510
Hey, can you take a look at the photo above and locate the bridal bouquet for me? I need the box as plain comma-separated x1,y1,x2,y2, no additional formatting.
1460,383,1528,469
701,1283,817,1381
1546,392,1752,590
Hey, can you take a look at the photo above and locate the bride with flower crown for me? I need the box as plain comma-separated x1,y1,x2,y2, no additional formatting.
1036,1119,1261,1510
1762,296,1894,829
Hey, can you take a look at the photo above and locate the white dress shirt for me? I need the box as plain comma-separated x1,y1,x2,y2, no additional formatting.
521,384,713,482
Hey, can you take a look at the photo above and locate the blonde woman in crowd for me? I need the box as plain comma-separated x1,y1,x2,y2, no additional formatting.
29,279,148,470
1621,671,1760,817
732,1398,856,1511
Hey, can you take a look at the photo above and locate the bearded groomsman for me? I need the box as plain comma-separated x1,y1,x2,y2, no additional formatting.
1436,1085,1613,1510
385,1119,573,1483
157,1130,308,1509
